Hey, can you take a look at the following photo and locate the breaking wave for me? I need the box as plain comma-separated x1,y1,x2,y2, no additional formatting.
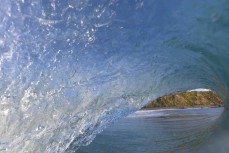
0,0,228,152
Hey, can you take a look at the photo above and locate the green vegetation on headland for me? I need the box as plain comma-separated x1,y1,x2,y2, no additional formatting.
142,91,224,109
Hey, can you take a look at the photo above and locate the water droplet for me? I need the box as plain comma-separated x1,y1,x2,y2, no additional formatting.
36,125,45,132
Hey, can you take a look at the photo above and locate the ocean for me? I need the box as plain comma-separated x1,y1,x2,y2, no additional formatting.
0,0,229,152
78,108,224,153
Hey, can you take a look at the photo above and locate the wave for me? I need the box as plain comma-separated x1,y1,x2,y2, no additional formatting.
0,0,229,152
127,110,170,118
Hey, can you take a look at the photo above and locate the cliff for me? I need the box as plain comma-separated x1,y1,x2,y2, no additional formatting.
143,91,224,109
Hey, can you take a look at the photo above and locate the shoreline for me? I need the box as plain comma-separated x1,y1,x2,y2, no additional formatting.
140,105,224,111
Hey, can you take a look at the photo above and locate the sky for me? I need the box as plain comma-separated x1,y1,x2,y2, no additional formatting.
187,88,211,92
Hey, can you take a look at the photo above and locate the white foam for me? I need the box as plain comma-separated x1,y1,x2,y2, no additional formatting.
127,110,169,118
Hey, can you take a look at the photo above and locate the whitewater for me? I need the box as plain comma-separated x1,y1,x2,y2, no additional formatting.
0,0,228,152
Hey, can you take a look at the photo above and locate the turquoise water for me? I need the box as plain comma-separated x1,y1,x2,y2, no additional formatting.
78,108,224,153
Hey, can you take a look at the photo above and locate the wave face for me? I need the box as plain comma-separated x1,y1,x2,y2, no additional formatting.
0,0,228,152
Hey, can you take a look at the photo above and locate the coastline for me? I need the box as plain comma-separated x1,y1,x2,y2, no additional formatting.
140,105,224,111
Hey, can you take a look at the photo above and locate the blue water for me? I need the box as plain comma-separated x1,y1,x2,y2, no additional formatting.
78,108,224,153
0,0,229,152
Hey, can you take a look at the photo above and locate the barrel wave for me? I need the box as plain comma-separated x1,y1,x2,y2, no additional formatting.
0,0,228,152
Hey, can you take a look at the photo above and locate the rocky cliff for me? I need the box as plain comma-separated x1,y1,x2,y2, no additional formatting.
143,91,224,109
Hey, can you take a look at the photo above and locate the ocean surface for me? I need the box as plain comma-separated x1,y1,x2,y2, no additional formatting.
0,0,229,152
78,108,224,153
